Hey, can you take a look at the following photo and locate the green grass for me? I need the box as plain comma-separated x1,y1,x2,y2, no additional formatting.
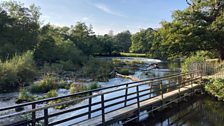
120,53,147,57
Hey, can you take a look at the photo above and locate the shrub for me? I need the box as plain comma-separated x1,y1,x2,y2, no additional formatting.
181,51,206,73
88,83,100,90
132,59,143,64
69,84,76,94
69,84,88,94
41,63,63,75
117,68,131,75
205,79,224,101
112,58,126,67
0,51,37,93
16,88,34,103
112,58,121,64
44,89,58,98
59,60,76,71
30,75,58,93
81,58,114,81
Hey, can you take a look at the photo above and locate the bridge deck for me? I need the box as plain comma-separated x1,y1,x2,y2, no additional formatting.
75,83,200,126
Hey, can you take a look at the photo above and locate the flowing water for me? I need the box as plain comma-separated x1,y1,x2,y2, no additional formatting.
1,57,224,126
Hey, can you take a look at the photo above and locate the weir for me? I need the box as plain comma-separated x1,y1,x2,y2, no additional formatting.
0,71,202,126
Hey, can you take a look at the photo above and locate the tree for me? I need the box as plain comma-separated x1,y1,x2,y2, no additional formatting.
34,24,84,65
97,34,115,55
157,0,224,60
114,30,131,52
0,1,40,60
70,22,99,55
130,28,156,53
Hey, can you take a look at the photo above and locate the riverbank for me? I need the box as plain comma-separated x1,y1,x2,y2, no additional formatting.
0,57,163,110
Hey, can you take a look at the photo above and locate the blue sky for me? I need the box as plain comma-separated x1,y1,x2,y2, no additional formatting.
4,0,188,35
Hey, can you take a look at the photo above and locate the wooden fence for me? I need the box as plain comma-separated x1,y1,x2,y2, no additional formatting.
0,71,202,126
188,62,224,79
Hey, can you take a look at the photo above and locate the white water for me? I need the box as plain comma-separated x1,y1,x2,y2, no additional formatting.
52,58,173,126
0,57,178,125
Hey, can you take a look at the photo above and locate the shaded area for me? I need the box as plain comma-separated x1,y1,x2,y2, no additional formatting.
125,95,224,126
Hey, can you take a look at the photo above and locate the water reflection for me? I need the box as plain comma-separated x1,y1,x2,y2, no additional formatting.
125,95,224,126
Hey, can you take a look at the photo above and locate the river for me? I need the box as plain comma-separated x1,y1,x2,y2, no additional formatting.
125,95,224,126
0,57,224,126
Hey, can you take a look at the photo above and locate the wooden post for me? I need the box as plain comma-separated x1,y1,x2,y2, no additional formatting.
200,70,203,87
32,104,36,126
44,108,48,126
178,75,181,96
190,73,194,94
88,91,92,119
160,81,163,102
101,94,105,125
136,85,140,122
136,85,140,109
167,79,170,92
150,83,152,98
124,84,128,107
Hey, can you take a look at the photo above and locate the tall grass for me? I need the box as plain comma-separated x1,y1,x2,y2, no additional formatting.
0,51,37,93
30,74,67,93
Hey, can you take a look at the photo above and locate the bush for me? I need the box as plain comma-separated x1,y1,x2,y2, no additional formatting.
132,59,143,64
0,51,37,93
30,75,59,93
16,88,34,103
59,60,76,71
69,83,100,95
81,58,114,81
88,83,100,90
69,84,88,94
44,89,58,98
41,63,63,75
117,68,132,75
112,58,121,64
205,79,224,101
182,51,206,73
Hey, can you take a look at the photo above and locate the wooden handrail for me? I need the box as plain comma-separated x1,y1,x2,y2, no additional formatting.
0,71,199,111
0,71,202,126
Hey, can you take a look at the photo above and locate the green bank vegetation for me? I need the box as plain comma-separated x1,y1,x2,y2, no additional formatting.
1,0,224,103
205,79,224,101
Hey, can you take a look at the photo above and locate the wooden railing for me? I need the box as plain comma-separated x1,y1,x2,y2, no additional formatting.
189,62,224,78
0,71,202,126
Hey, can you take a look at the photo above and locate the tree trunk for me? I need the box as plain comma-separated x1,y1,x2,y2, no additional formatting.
220,48,224,60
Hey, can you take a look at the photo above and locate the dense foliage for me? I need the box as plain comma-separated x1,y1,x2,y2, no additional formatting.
153,0,224,60
205,79,224,101
0,1,40,60
181,51,207,72
130,28,156,53
0,51,36,93
1,0,224,93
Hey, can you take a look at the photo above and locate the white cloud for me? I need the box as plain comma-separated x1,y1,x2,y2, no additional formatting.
82,17,89,21
95,3,125,17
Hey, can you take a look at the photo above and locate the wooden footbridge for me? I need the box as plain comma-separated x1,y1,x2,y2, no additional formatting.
0,71,202,126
